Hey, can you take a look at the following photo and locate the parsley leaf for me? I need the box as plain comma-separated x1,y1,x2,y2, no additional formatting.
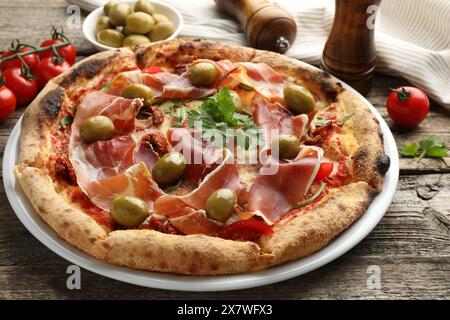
399,143,418,157
160,100,182,114
186,88,262,149
60,115,73,128
215,87,236,125
419,137,448,160
399,137,448,162
173,107,188,127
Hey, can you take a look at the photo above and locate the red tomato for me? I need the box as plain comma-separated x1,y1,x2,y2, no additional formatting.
142,66,164,74
314,162,333,182
2,67,38,107
39,39,77,65
219,220,273,242
386,87,430,128
0,85,16,121
0,48,39,72
36,57,71,88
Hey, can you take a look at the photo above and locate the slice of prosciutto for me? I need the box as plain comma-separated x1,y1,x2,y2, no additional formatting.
106,59,237,100
69,91,162,211
247,146,323,224
168,127,223,185
218,62,285,100
170,210,223,236
252,95,308,148
153,147,241,218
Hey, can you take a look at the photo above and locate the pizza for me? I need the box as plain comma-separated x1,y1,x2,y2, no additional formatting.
14,39,390,275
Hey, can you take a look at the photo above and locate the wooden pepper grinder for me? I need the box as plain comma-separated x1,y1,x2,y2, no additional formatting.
322,0,382,95
215,0,297,54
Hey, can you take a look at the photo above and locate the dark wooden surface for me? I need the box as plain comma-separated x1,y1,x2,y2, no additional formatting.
0,0,449,299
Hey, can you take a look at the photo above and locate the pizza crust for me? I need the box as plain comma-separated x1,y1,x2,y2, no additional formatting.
337,91,388,192
259,182,373,265
14,163,372,275
103,230,272,275
14,165,108,258
14,39,388,275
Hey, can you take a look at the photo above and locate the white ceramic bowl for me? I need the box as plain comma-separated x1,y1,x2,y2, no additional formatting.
83,0,183,51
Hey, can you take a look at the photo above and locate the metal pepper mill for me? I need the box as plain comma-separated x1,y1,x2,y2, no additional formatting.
322,0,382,95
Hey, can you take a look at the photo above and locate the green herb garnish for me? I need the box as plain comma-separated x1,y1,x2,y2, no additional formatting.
100,80,111,92
160,99,182,114
315,112,355,127
173,107,188,127
60,115,73,128
339,112,356,125
400,137,448,162
315,117,332,127
186,88,262,150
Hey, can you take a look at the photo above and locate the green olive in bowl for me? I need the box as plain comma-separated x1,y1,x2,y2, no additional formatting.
152,13,169,24
110,195,149,227
97,29,125,48
126,12,155,34
205,188,237,222
123,34,151,47
188,62,219,86
152,152,186,186
284,85,315,114
121,83,154,106
109,3,133,26
95,16,113,35
148,21,174,42
79,115,115,143
134,0,155,15
103,1,117,16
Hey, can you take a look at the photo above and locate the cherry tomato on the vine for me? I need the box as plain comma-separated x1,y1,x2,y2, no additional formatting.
0,48,39,72
2,67,38,107
36,57,71,88
0,85,16,121
386,87,430,128
39,39,77,65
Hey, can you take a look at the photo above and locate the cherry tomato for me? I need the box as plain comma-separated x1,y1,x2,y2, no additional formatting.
314,162,333,182
219,220,273,242
36,57,71,88
2,67,38,107
1,48,40,72
386,87,430,128
142,66,164,74
39,39,77,65
0,85,16,121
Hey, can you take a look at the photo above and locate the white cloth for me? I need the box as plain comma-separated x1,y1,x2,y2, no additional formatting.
70,0,450,110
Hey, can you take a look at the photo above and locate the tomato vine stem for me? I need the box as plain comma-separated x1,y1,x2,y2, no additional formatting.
0,41,72,65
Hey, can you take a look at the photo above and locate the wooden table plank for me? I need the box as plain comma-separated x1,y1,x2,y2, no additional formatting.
0,0,449,300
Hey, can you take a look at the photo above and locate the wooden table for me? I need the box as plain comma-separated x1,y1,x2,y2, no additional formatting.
1,0,449,300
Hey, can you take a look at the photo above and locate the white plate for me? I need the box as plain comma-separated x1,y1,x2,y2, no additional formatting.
2,83,399,292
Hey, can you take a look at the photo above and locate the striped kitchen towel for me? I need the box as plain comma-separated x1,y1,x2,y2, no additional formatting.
69,0,450,110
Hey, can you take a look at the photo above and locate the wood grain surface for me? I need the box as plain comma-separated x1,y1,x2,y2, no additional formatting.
0,0,449,300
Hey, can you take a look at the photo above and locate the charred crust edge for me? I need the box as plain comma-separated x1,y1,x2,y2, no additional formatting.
39,88,65,119
312,70,344,102
59,52,120,87
377,154,391,175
